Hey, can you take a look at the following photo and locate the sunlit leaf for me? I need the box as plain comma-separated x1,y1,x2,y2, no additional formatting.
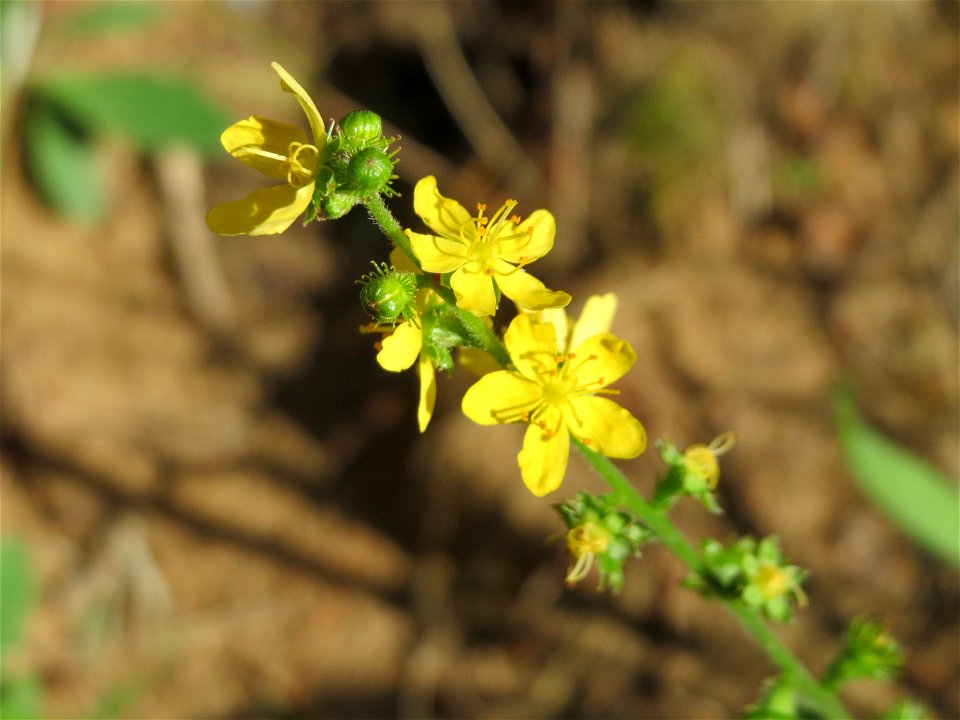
833,386,960,567
31,72,228,155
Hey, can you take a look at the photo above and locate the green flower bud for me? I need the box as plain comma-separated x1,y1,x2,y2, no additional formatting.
340,110,383,143
321,191,359,219
347,148,393,192
359,263,417,324
315,165,338,196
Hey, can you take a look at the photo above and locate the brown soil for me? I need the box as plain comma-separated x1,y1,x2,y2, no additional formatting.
2,2,957,718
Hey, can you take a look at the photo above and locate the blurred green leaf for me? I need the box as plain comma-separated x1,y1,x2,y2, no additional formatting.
87,679,144,720
0,539,36,653
53,1,159,37
625,62,726,175
32,72,228,155
833,386,960,567
0,674,43,720
23,98,107,222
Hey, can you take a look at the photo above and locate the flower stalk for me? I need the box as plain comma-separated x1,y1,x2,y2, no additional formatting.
571,437,850,720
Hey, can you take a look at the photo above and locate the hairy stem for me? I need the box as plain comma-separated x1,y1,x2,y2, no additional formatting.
363,193,418,269
571,437,850,719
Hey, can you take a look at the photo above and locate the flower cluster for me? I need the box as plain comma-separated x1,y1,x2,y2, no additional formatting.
206,62,645,499
204,63,922,718
206,62,397,236
555,492,653,591
688,535,808,622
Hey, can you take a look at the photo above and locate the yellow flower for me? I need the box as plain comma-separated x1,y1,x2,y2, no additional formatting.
405,176,571,317
366,250,436,432
565,521,610,585
461,294,646,496
206,62,326,236
682,432,737,489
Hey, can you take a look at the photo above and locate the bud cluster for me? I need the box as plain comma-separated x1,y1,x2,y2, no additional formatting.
686,535,807,622
308,109,399,221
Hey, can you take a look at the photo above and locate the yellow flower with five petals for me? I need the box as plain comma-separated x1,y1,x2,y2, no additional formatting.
206,62,326,236
462,294,646,496
405,176,571,317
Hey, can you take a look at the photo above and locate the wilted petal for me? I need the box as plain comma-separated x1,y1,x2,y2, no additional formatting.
493,260,571,312
376,321,422,371
205,183,313,236
518,417,569,496
569,294,618,350
412,176,473,238
417,352,436,433
271,62,325,145
462,371,542,426
565,396,646,459
221,116,308,180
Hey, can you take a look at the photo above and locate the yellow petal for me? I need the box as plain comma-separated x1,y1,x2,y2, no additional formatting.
450,266,497,317
412,176,472,238
518,418,569,496
493,260,571,312
565,396,646,458
417,352,436,432
376,321,422,371
537,307,570,353
569,293,618,350
461,371,542,426
270,62,325,145
221,116,309,180
389,246,421,275
496,209,556,263
205,183,313,236
571,333,636,387
503,312,557,382
457,347,502,376
407,230,468,273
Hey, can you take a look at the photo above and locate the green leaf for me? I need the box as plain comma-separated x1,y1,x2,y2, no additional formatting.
833,386,960,567
0,539,36,653
31,72,229,155
22,98,107,222
0,674,43,720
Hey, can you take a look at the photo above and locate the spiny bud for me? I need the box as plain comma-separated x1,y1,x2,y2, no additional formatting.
359,262,417,325
321,191,359,219
347,148,394,193
340,110,383,144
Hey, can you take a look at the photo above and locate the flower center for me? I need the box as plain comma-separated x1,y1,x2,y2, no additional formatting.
282,142,319,188
754,564,790,599
457,199,535,273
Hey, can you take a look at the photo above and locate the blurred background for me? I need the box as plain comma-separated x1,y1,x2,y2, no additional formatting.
1,1,958,718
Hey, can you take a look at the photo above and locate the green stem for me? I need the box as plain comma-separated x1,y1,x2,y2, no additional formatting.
450,305,511,368
363,193,419,269
571,438,850,719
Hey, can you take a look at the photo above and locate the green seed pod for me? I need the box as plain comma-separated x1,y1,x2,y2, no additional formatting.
321,191,359,219
347,148,393,192
340,110,383,143
359,263,417,324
